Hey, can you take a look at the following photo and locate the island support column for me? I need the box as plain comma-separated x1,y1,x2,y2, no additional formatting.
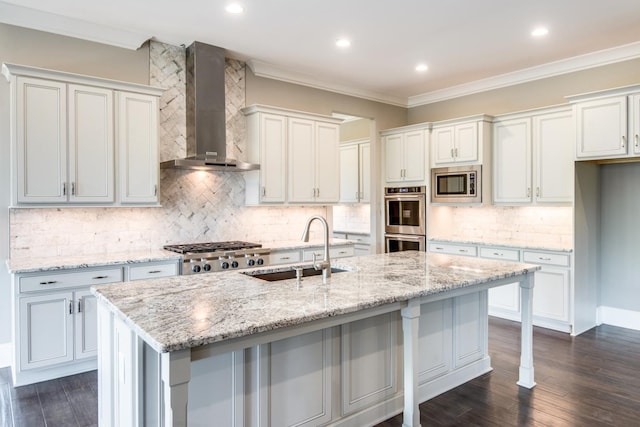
401,299,422,427
517,273,536,388
161,349,191,427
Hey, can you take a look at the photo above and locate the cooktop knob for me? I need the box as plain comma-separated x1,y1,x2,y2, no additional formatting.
221,262,230,269
203,264,212,272
257,258,264,265
247,259,256,266
231,261,239,268
192,265,201,273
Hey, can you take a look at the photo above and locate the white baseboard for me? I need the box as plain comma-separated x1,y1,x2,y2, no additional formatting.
0,342,11,368
597,306,640,331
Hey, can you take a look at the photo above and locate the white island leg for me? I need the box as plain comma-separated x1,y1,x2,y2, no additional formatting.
401,300,422,427
161,349,191,427
517,273,536,389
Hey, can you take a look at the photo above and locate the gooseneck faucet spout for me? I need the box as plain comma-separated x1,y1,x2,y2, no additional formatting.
301,215,331,283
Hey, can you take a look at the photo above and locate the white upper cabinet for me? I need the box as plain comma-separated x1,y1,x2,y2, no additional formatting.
3,63,162,207
381,126,428,184
567,84,640,161
431,116,491,166
117,92,159,204
493,107,573,205
242,105,341,205
339,139,370,204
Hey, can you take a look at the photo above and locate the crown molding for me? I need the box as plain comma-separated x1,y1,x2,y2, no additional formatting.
247,59,407,107
408,40,640,108
0,1,149,50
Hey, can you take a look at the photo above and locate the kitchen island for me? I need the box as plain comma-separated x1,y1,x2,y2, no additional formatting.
92,251,539,427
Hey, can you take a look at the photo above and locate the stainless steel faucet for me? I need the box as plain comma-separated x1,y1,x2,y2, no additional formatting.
301,215,331,283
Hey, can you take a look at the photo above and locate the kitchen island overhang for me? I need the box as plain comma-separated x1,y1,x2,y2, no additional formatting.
92,251,540,427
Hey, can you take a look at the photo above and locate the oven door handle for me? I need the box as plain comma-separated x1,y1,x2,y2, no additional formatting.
385,195,423,200
385,234,424,241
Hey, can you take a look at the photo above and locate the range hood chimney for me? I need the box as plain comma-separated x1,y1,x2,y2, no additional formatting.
160,41,258,171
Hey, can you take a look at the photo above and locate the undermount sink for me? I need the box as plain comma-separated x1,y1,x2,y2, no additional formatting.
244,267,348,282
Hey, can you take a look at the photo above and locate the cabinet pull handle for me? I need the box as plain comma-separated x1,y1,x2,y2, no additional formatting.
493,252,503,256
451,148,454,158
148,270,162,274
435,247,443,250
154,185,158,196
455,148,458,157
92,275,108,280
338,251,347,254
261,186,266,197
635,134,639,148
280,256,290,260
536,187,540,197
69,301,73,315
39,280,57,285
62,182,66,196
316,188,319,197
71,182,75,196
622,135,626,149
459,249,468,253
78,300,82,313
527,187,531,197
538,256,552,261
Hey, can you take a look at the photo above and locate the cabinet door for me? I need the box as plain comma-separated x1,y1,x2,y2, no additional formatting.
339,145,359,203
74,290,98,360
631,94,640,155
314,121,340,203
359,142,371,203
403,130,426,181
488,283,521,319
15,77,67,203
534,110,574,203
19,292,74,370
384,134,404,182
432,126,455,165
117,92,159,204
68,84,114,203
260,113,287,202
575,96,627,158
455,122,479,163
493,118,531,203
418,299,452,383
532,267,570,322
453,292,487,368
288,117,316,202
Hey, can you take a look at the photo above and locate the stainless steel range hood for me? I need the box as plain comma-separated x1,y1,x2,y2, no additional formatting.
160,41,258,171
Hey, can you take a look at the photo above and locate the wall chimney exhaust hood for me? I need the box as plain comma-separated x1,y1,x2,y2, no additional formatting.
160,41,258,171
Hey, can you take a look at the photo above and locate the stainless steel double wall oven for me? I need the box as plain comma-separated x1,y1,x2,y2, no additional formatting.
384,186,426,252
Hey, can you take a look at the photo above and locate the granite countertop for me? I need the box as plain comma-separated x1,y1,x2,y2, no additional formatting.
6,249,182,274
427,237,573,253
91,251,539,353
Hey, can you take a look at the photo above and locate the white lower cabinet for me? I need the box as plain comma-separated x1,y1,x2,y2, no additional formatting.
12,260,179,386
269,244,355,265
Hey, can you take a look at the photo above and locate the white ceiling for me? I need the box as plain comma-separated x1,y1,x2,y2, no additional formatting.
3,0,640,107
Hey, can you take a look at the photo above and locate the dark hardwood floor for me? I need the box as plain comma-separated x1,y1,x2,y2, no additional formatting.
1,318,639,426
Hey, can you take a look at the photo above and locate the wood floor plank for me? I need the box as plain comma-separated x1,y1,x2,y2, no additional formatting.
10,383,45,427
36,379,80,427
0,383,14,427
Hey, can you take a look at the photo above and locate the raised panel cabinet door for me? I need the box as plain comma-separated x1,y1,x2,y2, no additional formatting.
339,144,359,203
314,121,340,203
403,130,426,181
453,291,487,368
117,92,159,204
631,94,640,155
384,133,404,182
454,122,479,163
259,113,287,202
359,142,371,202
488,283,521,319
532,267,570,322
74,290,98,360
15,77,67,203
68,84,114,203
575,96,627,159
19,292,74,370
259,329,332,426
534,110,574,203
288,117,316,202
432,126,455,165
418,299,452,383
493,118,532,203
341,313,398,415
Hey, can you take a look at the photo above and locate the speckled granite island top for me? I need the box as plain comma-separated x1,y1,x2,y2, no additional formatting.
92,251,539,353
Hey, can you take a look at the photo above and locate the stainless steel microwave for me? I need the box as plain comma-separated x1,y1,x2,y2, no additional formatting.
431,165,482,204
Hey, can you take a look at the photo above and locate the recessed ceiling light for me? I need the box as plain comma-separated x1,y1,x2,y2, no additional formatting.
415,63,429,72
225,3,244,14
336,38,351,48
531,27,549,37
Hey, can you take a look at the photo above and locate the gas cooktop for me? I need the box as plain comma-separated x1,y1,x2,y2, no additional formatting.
163,241,270,275
163,241,262,254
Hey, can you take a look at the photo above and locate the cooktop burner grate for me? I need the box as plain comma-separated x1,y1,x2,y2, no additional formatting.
163,241,262,254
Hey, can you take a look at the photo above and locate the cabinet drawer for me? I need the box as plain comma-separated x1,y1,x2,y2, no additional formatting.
429,242,477,257
345,234,372,245
270,251,302,265
19,268,123,293
523,251,570,267
128,262,178,281
479,247,520,261
303,246,355,261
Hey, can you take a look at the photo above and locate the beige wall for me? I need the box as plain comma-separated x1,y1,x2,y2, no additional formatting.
340,118,371,142
408,57,640,123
